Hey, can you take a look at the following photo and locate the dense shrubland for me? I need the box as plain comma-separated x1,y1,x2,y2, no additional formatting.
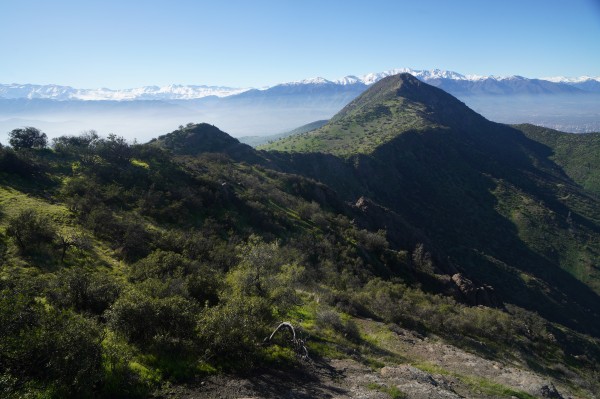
1,126,599,398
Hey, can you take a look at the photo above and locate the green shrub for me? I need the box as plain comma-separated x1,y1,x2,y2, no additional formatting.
316,308,344,331
0,287,103,397
6,209,56,255
95,134,132,166
316,308,361,342
197,296,273,365
119,218,152,262
131,250,223,305
130,250,193,282
107,290,198,353
52,130,99,156
356,229,389,253
101,333,149,398
47,268,122,316
0,146,36,177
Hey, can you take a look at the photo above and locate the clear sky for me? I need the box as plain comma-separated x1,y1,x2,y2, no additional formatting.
1,0,599,89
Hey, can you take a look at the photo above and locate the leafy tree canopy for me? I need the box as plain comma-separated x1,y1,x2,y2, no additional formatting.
8,127,48,150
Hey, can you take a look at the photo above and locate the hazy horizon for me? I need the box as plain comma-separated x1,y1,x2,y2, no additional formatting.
1,0,599,143
2,92,599,147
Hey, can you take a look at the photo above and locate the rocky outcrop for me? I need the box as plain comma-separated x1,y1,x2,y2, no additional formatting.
380,365,462,399
353,196,432,258
451,273,501,308
539,383,564,398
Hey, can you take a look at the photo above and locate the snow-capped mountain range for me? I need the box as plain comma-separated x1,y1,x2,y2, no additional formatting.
2,68,599,140
289,69,486,86
543,76,600,83
276,68,600,86
0,84,249,101
2,68,599,101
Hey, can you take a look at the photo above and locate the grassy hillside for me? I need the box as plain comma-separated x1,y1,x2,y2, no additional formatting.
240,119,328,147
515,123,600,196
1,85,600,398
262,74,600,336
261,74,486,156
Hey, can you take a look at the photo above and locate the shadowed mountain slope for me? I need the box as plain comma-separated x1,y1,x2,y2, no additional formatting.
263,74,600,335
2,88,600,396
515,123,600,197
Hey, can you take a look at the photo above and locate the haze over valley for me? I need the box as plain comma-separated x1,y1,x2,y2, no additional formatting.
2,68,599,144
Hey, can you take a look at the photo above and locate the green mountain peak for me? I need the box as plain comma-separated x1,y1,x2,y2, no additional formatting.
262,73,487,156
151,123,243,155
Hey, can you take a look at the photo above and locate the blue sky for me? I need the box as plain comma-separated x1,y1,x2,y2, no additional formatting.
1,0,599,88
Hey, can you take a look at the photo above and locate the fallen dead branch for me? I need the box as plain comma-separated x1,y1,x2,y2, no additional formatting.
264,321,310,361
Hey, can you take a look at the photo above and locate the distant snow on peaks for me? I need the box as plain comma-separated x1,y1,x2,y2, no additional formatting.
335,76,362,85
281,77,333,86
353,68,468,84
2,69,600,101
280,69,474,87
328,69,533,86
543,76,600,83
82,85,251,100
0,83,250,101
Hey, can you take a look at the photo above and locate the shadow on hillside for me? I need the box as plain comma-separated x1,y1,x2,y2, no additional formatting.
245,362,349,399
265,125,600,336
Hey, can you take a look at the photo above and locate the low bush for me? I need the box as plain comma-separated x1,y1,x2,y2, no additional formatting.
0,287,103,397
47,268,122,316
6,209,56,255
107,290,198,354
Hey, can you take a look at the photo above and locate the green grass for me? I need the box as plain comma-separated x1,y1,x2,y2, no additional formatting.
261,344,300,367
516,124,600,197
131,159,150,168
0,183,125,277
2,119,599,398
492,178,600,294
0,185,71,223
366,382,408,398
260,98,431,156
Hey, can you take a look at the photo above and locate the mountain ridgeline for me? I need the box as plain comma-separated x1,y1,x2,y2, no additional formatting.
263,74,600,333
263,74,488,155
147,74,600,335
1,73,600,398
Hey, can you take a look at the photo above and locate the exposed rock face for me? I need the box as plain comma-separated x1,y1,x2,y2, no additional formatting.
451,273,500,307
380,365,463,399
539,383,564,398
353,196,431,259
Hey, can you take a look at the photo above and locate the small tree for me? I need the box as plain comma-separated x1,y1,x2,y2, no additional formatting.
8,127,48,150
95,134,131,165
57,230,92,262
52,130,99,155
6,209,56,254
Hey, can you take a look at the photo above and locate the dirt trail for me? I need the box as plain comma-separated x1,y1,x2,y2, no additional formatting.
153,323,592,399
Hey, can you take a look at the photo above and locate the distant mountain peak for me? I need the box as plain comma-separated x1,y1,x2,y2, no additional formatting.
3,68,599,102
340,72,452,110
543,75,600,83
283,77,332,86
335,73,484,128
0,83,250,101
152,123,242,155
334,75,362,85
263,73,488,156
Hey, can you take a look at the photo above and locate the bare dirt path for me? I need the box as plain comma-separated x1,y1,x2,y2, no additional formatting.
152,322,589,399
